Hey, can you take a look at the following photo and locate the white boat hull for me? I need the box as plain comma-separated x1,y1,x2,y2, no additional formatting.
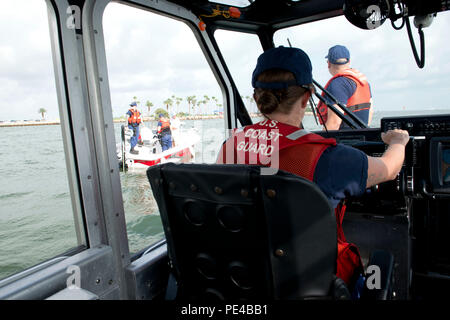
117,125,200,170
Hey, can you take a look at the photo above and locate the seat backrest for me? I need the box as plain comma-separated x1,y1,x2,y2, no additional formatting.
147,163,337,300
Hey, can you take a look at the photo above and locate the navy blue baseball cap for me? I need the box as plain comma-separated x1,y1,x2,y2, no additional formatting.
326,45,350,64
130,101,137,106
252,46,313,89
159,113,164,118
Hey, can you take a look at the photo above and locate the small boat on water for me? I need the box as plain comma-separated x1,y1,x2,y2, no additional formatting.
117,124,200,170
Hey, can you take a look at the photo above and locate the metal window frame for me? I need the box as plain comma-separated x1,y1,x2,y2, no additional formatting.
0,0,124,299
82,0,240,298
0,246,119,300
85,0,239,255
47,0,99,248
1,0,242,299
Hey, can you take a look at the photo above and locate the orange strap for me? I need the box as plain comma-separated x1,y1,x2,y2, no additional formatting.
335,202,364,286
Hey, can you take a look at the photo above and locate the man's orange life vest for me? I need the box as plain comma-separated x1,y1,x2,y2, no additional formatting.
128,109,142,125
221,119,363,286
317,68,371,125
158,119,171,135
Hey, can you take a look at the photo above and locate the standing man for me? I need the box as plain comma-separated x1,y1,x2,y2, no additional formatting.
317,45,373,130
126,101,142,154
157,113,172,152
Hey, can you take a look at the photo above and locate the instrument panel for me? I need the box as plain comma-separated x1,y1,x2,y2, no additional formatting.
381,114,450,196
318,113,450,214
381,114,450,137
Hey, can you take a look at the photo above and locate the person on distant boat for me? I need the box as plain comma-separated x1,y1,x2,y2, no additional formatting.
170,113,181,147
216,46,409,291
126,101,142,154
317,45,373,130
157,113,172,151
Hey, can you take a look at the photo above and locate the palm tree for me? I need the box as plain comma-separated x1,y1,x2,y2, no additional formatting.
186,95,196,115
132,96,140,106
216,103,223,115
199,100,205,116
38,108,47,120
170,95,176,113
175,97,183,114
163,98,173,113
145,100,153,118
211,96,219,114
203,95,210,115
191,97,198,115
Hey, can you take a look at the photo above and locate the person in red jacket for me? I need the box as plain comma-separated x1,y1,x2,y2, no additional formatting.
216,46,409,291
317,45,374,130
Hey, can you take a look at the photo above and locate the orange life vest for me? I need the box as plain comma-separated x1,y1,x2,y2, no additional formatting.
317,68,371,125
222,119,363,286
127,109,142,125
158,119,171,135
224,119,336,179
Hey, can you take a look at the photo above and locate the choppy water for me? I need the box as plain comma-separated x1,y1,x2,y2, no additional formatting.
0,110,448,280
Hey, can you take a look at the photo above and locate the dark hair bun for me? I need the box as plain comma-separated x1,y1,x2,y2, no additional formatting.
257,91,279,114
253,69,308,115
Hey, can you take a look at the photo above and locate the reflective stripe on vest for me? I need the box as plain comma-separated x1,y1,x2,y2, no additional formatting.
317,68,371,125
227,119,336,181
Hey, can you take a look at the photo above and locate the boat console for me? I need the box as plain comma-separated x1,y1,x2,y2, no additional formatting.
319,114,450,212
381,114,450,197
318,114,450,298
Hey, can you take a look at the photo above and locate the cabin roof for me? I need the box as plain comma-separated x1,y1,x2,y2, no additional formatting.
168,0,446,35
170,0,345,32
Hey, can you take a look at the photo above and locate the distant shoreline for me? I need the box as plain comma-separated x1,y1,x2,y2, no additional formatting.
0,120,61,127
0,116,230,127
0,112,315,128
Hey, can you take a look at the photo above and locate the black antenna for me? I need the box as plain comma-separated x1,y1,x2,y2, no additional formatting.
287,38,292,47
308,97,319,126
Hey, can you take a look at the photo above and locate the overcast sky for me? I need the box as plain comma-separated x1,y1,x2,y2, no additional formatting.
1,0,450,121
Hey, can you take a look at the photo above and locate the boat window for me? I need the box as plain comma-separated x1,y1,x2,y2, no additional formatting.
214,29,264,121
273,12,450,131
0,0,85,280
103,3,223,254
